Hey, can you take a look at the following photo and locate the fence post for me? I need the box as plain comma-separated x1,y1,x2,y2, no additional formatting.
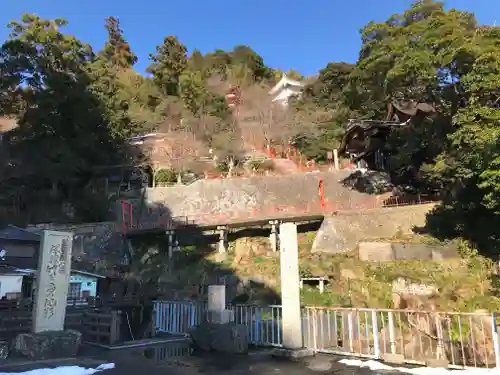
492,312,500,368
347,311,354,353
435,314,445,360
387,311,397,355
312,309,318,351
110,310,121,345
151,304,157,337
371,310,380,359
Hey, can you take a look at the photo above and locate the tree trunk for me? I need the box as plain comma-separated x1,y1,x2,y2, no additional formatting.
50,181,58,198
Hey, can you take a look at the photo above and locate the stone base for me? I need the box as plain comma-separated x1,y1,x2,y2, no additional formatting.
382,353,405,364
14,330,82,360
191,323,248,354
425,358,449,368
271,347,315,361
207,310,234,324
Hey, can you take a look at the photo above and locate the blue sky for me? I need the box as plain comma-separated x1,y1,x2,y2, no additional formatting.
0,0,498,76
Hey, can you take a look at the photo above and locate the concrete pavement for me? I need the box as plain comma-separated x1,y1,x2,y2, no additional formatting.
0,345,394,375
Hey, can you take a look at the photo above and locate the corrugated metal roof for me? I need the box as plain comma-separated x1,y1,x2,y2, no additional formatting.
0,225,40,242
71,269,106,279
0,264,36,275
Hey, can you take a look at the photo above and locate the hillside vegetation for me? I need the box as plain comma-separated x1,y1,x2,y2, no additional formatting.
0,14,330,224
0,1,500,260
199,232,500,312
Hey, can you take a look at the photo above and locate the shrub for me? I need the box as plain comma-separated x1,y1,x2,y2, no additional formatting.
155,169,177,185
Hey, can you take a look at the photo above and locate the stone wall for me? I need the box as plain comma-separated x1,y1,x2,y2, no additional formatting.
357,241,458,262
141,171,372,223
311,203,437,254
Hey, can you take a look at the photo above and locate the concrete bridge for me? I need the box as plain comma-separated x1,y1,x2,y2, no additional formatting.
117,171,366,226
27,171,434,269
126,212,326,257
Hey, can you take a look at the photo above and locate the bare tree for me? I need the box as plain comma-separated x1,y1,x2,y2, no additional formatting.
139,131,206,185
237,84,328,150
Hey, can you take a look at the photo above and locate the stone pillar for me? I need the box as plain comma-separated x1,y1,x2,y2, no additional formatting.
279,222,303,349
207,285,232,323
269,220,278,252
166,230,174,259
32,230,74,333
217,226,228,253
319,279,324,294
208,285,225,312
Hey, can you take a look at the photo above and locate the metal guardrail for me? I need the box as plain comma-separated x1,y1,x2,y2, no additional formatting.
153,301,282,346
304,307,500,369
154,301,207,334
153,301,500,369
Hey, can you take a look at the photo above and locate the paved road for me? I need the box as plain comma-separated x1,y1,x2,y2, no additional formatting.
0,348,395,375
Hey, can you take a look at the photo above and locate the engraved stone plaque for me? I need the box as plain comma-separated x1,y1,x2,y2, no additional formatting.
32,230,74,333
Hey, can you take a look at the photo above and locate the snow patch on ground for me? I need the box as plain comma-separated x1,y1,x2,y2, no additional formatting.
339,359,498,374
0,363,115,375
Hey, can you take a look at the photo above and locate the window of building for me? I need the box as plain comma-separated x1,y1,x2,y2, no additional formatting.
67,282,81,300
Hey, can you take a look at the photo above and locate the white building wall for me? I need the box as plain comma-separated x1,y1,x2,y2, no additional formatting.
272,87,303,106
0,275,23,298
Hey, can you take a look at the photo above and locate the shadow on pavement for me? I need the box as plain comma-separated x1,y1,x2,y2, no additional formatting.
75,342,386,375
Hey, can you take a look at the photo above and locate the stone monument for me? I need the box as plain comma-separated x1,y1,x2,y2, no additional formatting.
207,285,232,324
32,230,74,333
191,285,247,354
14,230,82,359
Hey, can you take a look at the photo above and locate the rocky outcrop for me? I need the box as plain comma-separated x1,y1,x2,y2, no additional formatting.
28,222,128,273
191,323,248,354
311,204,436,253
391,277,438,310
385,278,495,367
233,237,270,263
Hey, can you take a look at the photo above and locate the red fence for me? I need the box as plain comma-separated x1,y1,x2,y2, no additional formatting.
117,194,437,233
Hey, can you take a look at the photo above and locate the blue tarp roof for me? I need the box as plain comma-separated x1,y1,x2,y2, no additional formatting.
0,225,40,242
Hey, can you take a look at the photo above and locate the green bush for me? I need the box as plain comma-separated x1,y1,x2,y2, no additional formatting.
216,161,230,172
247,158,275,171
155,169,178,185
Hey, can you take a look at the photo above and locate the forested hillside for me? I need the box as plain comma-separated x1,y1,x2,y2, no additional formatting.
0,13,314,223
294,1,500,255
1,1,500,256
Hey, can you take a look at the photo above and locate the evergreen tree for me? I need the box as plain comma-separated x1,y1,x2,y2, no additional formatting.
102,16,138,69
